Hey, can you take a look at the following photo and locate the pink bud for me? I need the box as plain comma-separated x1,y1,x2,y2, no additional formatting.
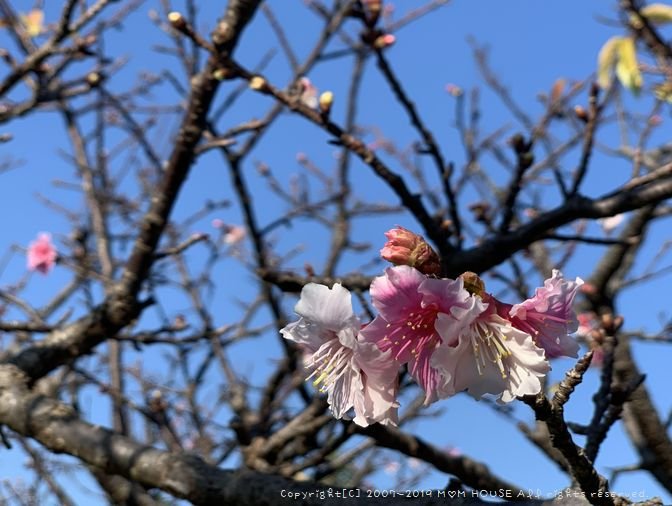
445,83,463,97
27,232,57,275
373,33,396,49
380,226,440,275
649,114,663,126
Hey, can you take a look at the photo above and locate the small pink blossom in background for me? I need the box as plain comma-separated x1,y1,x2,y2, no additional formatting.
523,207,539,219
27,233,57,274
580,282,598,296
383,461,400,474
223,225,246,245
445,83,463,97
649,114,663,126
298,77,318,109
598,213,624,235
444,446,462,458
212,220,246,245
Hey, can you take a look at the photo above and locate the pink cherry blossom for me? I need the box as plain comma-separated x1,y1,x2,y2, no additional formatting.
281,283,398,426
298,77,318,109
223,225,246,245
598,214,624,234
360,266,472,403
27,233,57,274
506,270,583,358
431,293,549,403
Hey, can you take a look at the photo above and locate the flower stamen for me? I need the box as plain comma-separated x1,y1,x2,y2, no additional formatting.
306,342,353,392
473,322,511,379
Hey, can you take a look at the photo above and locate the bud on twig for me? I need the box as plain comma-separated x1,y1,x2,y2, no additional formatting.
249,76,267,91
168,11,187,31
319,91,333,117
380,226,441,275
86,72,103,87
574,105,589,123
373,33,396,49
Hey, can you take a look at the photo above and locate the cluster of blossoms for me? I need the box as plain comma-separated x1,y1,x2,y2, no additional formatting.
281,226,583,426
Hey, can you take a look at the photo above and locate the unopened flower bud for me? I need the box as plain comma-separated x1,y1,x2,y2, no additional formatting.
445,83,463,97
86,72,102,87
648,114,663,127
168,11,187,31
319,91,333,116
249,76,267,91
574,105,589,123
373,33,396,49
380,226,440,275
213,68,229,80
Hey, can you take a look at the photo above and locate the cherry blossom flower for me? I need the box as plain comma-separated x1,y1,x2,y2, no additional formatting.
299,77,318,109
598,214,624,235
281,283,399,426
27,233,57,274
430,281,549,403
360,266,472,403
223,225,246,245
380,226,440,275
506,270,583,359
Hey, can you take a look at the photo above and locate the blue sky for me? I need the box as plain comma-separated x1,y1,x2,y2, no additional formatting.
1,0,671,503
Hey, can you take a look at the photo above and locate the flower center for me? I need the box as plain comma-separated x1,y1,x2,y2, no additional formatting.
471,320,511,379
379,307,440,362
306,339,353,392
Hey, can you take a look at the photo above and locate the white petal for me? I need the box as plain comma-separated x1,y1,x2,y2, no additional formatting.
294,283,358,332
